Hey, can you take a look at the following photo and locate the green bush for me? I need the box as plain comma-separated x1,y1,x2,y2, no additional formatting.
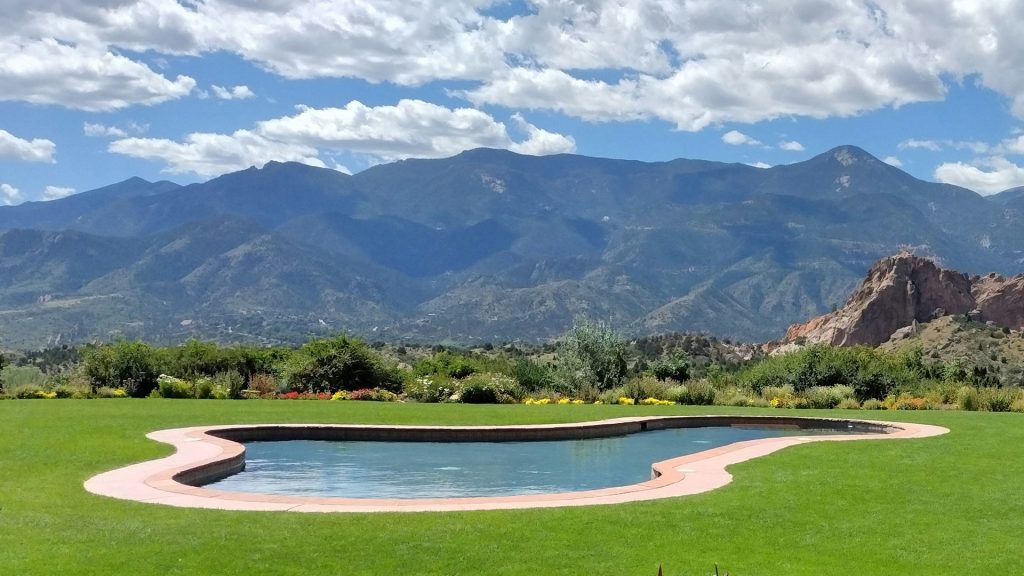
1,365,47,390
281,335,403,394
802,386,855,409
650,353,690,382
157,374,194,399
980,388,1016,412
861,398,885,410
619,375,672,401
212,370,245,399
454,373,522,404
956,386,981,411
83,340,159,397
512,357,553,391
403,376,456,403
552,317,628,393
346,388,400,402
837,398,861,410
677,379,716,405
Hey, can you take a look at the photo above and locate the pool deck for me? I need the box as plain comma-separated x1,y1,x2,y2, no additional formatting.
84,416,948,513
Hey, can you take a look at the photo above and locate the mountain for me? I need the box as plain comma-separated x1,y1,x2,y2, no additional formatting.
783,253,1024,347
0,145,1022,348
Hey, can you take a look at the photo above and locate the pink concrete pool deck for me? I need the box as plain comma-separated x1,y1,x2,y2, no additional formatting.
84,416,948,513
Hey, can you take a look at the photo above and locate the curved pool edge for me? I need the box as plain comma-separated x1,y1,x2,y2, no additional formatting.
84,415,948,513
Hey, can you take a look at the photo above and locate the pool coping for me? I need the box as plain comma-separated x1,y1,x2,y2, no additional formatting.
84,415,948,513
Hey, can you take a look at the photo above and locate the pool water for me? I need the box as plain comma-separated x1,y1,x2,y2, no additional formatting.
206,426,858,499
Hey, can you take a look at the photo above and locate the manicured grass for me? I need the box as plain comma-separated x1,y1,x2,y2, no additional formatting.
1,401,1020,575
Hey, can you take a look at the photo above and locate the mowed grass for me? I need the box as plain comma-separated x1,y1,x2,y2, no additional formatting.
1,401,1021,575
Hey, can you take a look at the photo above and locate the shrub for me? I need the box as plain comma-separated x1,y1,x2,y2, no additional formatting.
676,379,716,405
1,365,47,390
980,387,1016,412
650,353,690,382
861,398,885,410
157,374,194,399
403,376,456,403
455,373,522,404
512,357,553,391
11,384,48,399
212,370,245,399
281,335,403,394
552,317,628,393
715,388,754,407
664,385,689,404
347,388,400,402
245,373,277,399
837,398,862,410
890,394,934,410
956,386,981,411
53,382,93,399
83,340,159,397
619,376,672,402
802,386,855,409
94,387,127,399
413,351,479,380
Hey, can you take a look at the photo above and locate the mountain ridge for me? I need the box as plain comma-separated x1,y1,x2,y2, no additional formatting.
0,145,1021,348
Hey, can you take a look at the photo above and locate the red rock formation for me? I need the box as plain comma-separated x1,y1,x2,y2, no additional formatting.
783,253,1023,347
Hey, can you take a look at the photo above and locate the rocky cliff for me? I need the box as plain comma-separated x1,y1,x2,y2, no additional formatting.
783,253,1024,347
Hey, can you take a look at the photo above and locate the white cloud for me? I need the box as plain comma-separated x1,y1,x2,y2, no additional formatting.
1,183,22,205
211,85,255,100
1001,135,1024,155
83,121,148,138
934,156,1024,195
747,162,772,169
84,122,127,138
109,99,574,177
507,113,576,156
883,156,904,167
42,186,76,200
0,37,194,111
899,139,942,151
779,140,805,152
7,0,1024,129
722,130,761,146
0,129,56,162
109,130,325,178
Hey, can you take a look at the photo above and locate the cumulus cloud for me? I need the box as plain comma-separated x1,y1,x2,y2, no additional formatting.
109,99,574,177
109,130,324,178
1,183,22,205
934,156,1024,195
0,37,194,111
42,186,76,200
0,129,56,162
8,1,1024,128
211,85,255,100
779,140,805,152
721,130,761,146
883,156,904,167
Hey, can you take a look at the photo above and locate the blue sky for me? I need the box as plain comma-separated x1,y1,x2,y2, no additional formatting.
2,1,1024,204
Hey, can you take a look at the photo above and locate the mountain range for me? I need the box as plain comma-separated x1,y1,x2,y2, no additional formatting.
1,145,1022,348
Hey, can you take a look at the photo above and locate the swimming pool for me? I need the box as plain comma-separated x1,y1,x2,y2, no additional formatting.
84,416,948,512
208,425,861,498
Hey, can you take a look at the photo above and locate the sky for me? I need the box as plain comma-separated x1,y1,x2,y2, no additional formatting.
2,0,1024,205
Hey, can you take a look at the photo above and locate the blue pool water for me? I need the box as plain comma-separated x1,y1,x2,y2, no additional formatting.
207,426,858,498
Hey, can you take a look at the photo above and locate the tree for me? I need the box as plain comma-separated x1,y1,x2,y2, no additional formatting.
553,317,628,393
83,340,159,397
281,335,402,394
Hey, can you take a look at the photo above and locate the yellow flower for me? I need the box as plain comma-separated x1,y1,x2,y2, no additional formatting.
557,397,571,404
536,398,551,405
618,397,635,405
571,399,585,404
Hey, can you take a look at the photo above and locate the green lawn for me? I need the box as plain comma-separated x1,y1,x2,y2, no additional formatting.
1,401,1020,575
